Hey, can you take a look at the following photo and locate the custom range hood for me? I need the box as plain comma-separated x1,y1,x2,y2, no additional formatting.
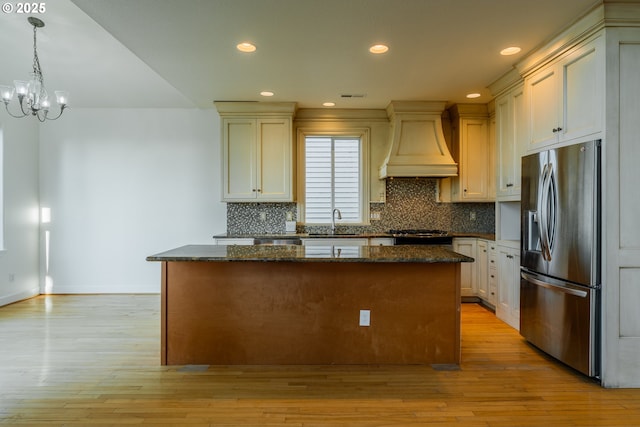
379,101,458,178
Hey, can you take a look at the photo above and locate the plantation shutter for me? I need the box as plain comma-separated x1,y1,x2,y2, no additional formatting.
305,136,361,223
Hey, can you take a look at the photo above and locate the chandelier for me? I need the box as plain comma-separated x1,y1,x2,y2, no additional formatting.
0,17,68,122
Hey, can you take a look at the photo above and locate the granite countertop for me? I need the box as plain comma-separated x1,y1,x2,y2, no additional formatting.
147,244,474,263
214,232,496,240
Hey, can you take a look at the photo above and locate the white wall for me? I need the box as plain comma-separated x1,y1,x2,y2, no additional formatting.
0,116,41,306
39,108,226,293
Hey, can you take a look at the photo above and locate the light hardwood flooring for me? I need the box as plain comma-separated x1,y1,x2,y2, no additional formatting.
1,295,640,426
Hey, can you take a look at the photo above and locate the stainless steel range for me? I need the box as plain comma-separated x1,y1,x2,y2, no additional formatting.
389,229,453,245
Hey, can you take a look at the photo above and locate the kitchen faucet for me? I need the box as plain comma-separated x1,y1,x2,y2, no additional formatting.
331,208,342,234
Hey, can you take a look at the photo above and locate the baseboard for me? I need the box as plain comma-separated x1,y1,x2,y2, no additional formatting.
0,287,40,307
44,284,160,294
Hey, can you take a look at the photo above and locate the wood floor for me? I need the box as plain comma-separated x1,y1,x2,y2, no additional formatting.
1,295,639,426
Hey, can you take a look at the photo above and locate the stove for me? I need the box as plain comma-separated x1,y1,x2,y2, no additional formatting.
389,229,453,245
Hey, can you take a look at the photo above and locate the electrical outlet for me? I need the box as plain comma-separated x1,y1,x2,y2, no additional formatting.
259,212,267,221
359,309,371,327
469,211,476,221
8,274,15,282
370,212,381,221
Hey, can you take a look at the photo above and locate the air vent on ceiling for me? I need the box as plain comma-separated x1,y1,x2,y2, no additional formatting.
340,94,366,98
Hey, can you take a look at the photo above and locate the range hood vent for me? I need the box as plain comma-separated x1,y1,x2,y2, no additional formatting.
379,101,458,179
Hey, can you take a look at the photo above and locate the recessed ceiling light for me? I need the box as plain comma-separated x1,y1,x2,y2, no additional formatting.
369,44,389,54
323,102,335,107
237,42,256,53
500,46,521,56
260,91,274,97
466,93,481,99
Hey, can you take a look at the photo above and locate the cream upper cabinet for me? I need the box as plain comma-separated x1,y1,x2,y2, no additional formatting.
216,102,296,202
495,83,525,200
525,35,604,151
444,104,495,202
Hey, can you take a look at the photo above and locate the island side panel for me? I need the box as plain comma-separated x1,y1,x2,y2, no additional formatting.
160,261,168,366
163,261,460,365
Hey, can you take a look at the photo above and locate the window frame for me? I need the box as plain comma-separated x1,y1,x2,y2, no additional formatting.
296,127,370,225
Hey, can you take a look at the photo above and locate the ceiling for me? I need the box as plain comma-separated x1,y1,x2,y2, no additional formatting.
0,0,600,110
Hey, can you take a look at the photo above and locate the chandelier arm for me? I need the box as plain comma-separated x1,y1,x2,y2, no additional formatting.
3,101,29,118
43,105,66,121
18,96,32,116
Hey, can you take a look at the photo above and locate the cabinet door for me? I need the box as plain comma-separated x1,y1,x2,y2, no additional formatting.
256,118,292,201
527,66,560,149
526,37,604,152
488,243,498,305
460,119,491,200
222,119,257,200
453,238,477,297
510,250,521,329
496,246,520,330
562,37,603,142
496,94,516,198
476,240,489,300
496,85,525,200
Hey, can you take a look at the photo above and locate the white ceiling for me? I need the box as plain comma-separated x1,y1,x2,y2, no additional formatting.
0,0,600,110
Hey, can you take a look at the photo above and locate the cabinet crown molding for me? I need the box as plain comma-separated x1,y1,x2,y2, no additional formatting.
214,101,297,116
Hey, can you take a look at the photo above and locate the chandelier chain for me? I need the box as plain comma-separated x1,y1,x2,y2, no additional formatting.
32,23,45,91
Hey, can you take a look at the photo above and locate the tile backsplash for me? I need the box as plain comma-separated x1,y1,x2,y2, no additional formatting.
227,178,494,235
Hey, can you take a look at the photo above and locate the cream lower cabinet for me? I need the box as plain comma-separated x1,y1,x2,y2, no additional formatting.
453,238,477,297
454,238,497,304
496,244,521,330
487,242,498,306
476,240,489,301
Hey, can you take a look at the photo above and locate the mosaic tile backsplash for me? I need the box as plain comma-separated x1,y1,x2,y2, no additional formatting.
226,178,494,235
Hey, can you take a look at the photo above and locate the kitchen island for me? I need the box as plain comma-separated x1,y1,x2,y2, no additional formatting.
147,244,473,366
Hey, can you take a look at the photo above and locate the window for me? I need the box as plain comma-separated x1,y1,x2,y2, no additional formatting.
0,127,3,250
298,129,369,224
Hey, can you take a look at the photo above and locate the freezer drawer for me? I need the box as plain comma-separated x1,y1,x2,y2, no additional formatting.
520,270,599,377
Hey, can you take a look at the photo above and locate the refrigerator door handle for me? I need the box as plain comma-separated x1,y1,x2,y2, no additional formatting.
521,271,588,298
538,164,553,261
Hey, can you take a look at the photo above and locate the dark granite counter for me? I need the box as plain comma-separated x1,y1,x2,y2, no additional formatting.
214,232,496,240
147,244,473,263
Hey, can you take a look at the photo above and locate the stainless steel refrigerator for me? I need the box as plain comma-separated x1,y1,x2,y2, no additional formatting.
520,140,601,378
